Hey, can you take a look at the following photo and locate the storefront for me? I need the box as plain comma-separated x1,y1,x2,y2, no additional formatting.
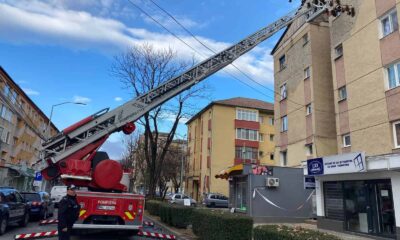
305,152,400,239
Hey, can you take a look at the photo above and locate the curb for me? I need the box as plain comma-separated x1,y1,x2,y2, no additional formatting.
144,214,192,240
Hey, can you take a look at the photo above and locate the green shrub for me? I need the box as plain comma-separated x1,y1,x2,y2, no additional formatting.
192,209,253,240
146,200,163,216
253,225,341,240
159,203,193,228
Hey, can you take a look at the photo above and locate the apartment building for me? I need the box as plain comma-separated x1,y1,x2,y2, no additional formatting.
0,66,58,190
272,8,337,167
185,97,274,201
270,0,400,238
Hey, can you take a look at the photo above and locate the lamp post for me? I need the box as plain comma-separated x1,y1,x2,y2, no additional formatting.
180,134,187,194
44,101,86,139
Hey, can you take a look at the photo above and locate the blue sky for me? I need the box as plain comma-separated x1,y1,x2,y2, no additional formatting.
0,0,300,159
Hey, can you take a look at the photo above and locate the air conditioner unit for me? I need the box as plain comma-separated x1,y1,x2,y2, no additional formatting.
266,177,279,187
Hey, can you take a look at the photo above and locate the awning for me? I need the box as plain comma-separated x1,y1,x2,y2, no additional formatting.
215,164,243,180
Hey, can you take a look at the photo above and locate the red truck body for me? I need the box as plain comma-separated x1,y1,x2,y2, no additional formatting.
73,190,144,232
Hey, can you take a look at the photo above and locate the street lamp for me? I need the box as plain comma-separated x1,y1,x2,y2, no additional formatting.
44,101,86,139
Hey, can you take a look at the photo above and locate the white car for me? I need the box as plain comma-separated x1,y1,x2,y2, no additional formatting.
169,193,196,206
50,186,67,207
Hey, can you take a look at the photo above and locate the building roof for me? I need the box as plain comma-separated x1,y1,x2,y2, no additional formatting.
0,66,59,132
186,97,274,125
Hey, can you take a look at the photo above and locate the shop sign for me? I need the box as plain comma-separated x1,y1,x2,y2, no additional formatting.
307,152,366,175
304,176,315,189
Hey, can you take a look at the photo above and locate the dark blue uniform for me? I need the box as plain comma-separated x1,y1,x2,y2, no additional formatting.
57,195,80,240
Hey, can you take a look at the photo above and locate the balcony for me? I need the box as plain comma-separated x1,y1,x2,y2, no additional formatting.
234,158,259,165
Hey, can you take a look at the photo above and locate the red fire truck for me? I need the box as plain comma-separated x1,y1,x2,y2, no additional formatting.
34,0,351,235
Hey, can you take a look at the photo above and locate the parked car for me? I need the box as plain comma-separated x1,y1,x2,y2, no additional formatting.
0,187,30,235
50,186,67,207
203,193,229,208
21,191,54,220
169,193,196,206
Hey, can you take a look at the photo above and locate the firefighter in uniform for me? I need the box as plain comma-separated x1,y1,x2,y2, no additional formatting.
58,185,80,240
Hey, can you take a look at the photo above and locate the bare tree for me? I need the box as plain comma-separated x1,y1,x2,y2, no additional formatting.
111,43,208,197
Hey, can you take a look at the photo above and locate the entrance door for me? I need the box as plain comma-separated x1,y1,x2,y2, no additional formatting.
344,180,395,238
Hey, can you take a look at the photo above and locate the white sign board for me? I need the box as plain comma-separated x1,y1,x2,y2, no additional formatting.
307,152,366,175
33,180,42,188
184,199,191,206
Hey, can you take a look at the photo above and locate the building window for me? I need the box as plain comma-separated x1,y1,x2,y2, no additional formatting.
335,44,343,58
343,134,351,147
393,121,400,148
269,117,274,126
338,86,347,101
235,146,258,161
306,144,313,156
304,67,310,79
0,105,13,122
236,109,258,122
279,55,286,70
306,103,312,115
259,133,264,142
302,33,309,45
236,128,259,141
259,116,264,123
387,61,400,89
281,151,287,166
281,115,288,132
381,9,398,37
270,134,274,142
270,153,274,160
280,83,287,100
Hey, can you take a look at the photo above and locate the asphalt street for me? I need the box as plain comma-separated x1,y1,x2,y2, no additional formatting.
2,212,175,240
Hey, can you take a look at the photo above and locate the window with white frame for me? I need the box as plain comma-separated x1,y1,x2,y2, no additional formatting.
259,133,264,142
306,144,313,156
236,128,259,141
306,103,312,115
236,109,258,122
304,67,310,79
338,86,347,101
393,121,400,148
303,33,309,45
269,117,274,126
381,9,398,37
259,116,264,123
387,61,400,89
279,55,286,70
280,83,287,100
0,105,13,122
235,146,258,160
343,134,351,147
281,115,288,132
335,44,343,59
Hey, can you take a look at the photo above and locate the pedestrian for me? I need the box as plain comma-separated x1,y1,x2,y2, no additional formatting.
58,184,80,240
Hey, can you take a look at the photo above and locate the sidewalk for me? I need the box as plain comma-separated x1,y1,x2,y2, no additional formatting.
254,223,375,240
144,211,197,240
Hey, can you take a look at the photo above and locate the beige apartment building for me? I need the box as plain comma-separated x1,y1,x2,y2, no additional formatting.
272,0,400,238
185,97,274,201
0,66,58,190
272,9,337,167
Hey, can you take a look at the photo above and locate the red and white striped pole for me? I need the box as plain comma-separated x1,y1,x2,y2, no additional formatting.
39,219,59,225
15,230,58,239
138,231,176,239
143,221,155,227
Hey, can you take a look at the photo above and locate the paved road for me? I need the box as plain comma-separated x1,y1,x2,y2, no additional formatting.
3,216,175,240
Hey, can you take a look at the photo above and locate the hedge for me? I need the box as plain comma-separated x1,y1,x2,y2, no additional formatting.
146,200,163,216
253,225,341,240
159,203,193,228
192,209,253,240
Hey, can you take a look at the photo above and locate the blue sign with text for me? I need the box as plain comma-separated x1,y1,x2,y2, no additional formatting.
34,172,42,181
307,158,324,175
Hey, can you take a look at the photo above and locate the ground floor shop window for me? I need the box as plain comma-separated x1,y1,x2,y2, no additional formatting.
324,179,395,238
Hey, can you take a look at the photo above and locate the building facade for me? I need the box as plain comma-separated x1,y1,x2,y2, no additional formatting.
272,10,337,167
0,66,58,191
270,0,400,238
185,97,274,201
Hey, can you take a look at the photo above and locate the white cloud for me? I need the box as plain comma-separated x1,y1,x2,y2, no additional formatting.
0,1,274,84
114,97,123,102
73,95,91,104
159,111,189,124
22,88,40,96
